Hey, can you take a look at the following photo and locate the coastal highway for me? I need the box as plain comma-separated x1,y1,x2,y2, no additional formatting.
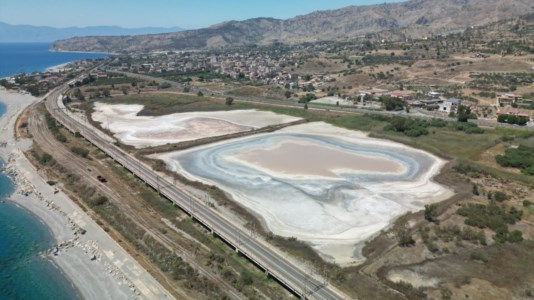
45,85,349,300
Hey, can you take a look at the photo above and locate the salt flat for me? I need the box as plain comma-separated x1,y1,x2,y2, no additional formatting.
91,102,302,148
154,122,453,265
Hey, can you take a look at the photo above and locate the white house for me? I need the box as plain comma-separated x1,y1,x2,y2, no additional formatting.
439,98,462,114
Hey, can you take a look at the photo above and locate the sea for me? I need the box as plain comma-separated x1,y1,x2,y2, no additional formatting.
0,43,107,78
0,43,107,299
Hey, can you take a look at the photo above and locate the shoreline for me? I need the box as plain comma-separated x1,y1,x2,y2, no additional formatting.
45,62,72,73
50,48,118,55
0,88,174,300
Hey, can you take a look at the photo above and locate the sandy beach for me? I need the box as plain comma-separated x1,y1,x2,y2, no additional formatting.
0,88,174,300
45,62,71,73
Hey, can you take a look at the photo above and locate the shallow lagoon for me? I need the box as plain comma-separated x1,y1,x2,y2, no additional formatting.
156,122,452,264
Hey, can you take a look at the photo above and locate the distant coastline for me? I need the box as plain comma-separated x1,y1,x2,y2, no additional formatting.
49,48,117,56
0,43,107,78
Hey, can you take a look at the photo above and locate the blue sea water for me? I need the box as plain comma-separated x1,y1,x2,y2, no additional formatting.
0,99,79,297
0,43,107,78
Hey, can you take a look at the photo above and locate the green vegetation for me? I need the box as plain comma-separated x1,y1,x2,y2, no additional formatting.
381,96,405,111
98,94,253,116
158,82,172,89
497,114,528,126
70,146,90,158
470,251,489,263
434,225,487,245
398,230,416,247
298,93,317,103
45,112,68,142
456,105,475,122
454,122,485,134
384,117,447,137
496,145,534,176
34,151,55,165
424,204,439,223
457,202,523,244
493,191,509,202
362,54,415,66
469,72,534,92
92,76,140,86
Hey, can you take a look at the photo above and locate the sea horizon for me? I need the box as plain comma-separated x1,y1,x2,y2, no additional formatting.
0,42,107,78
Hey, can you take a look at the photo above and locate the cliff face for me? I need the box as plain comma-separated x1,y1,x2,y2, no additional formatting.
52,0,534,53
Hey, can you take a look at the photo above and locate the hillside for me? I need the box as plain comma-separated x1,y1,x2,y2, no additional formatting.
51,0,534,53
0,22,184,43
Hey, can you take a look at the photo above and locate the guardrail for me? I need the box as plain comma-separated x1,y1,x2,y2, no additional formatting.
46,88,341,300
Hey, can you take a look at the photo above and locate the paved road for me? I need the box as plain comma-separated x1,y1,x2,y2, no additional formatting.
45,83,348,300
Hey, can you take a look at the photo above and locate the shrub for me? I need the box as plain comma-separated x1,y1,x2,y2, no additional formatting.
298,93,317,103
425,204,439,223
470,251,489,263
92,196,108,207
70,146,89,158
496,145,534,175
493,191,509,202
159,82,171,89
38,153,54,165
398,231,416,247
455,122,484,134
55,133,67,143
508,230,523,243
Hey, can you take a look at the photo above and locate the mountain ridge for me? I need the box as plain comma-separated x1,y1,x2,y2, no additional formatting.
51,0,534,53
0,22,185,43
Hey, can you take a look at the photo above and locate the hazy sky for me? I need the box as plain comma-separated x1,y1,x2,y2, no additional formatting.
1,0,404,29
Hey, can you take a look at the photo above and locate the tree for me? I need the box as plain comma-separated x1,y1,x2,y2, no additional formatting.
225,97,234,106
383,96,405,111
298,93,316,103
284,91,292,99
457,104,471,122
304,103,308,110
197,91,204,97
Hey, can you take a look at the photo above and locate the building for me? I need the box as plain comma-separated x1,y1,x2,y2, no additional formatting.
428,92,441,99
439,98,462,114
388,90,413,101
497,110,530,122
497,93,523,107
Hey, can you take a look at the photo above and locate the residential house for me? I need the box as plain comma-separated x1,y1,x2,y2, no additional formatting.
439,98,462,114
497,93,523,107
